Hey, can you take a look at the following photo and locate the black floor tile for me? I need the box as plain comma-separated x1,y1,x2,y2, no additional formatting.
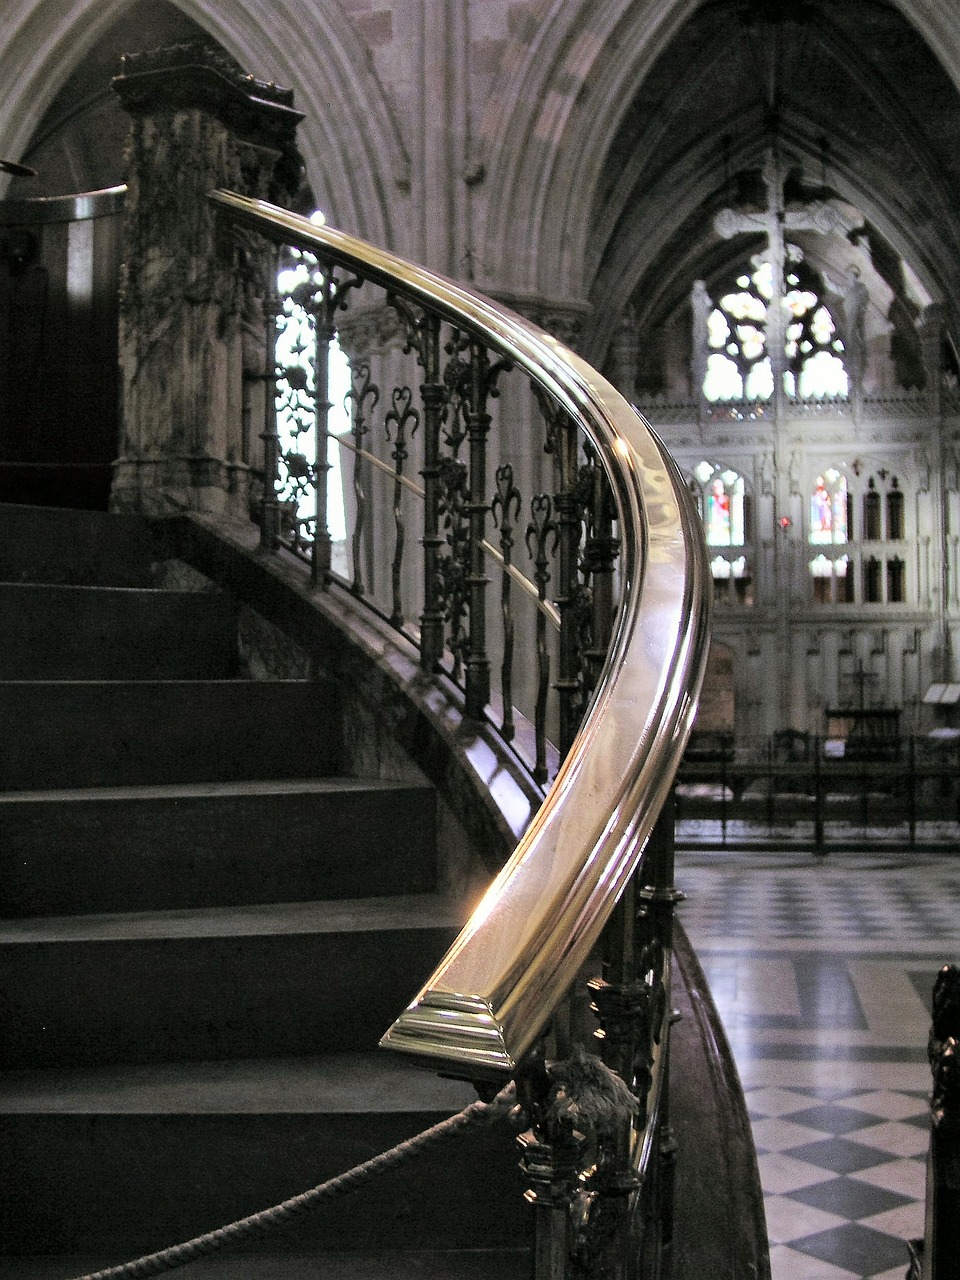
786,1137,897,1175
785,1104,890,1136
786,1174,913,1220
791,1222,913,1276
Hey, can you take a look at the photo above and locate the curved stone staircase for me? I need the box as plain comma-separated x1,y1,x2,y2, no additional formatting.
0,502,529,1279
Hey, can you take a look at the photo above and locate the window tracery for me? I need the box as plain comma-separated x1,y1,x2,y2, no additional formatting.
702,252,848,402
808,466,908,605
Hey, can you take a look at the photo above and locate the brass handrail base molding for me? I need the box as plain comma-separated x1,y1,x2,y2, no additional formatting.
379,990,513,1081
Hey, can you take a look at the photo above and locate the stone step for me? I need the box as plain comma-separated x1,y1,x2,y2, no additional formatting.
0,897,463,1069
0,502,154,587
0,1054,530,1257
0,583,239,680
0,679,342,791
0,778,437,917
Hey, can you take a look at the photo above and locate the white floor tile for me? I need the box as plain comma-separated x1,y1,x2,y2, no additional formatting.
850,1158,926,1200
752,1116,832,1152
749,1086,825,1117
835,1091,929,1121
763,1195,847,1244
852,1121,929,1159
677,847,953,1278
768,1243,860,1280
859,1200,925,1240
757,1153,838,1195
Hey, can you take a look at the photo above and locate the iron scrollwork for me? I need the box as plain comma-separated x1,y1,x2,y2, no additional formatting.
273,247,359,578
387,296,446,672
436,454,470,682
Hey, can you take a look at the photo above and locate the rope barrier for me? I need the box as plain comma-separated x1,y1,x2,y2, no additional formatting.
67,1081,516,1280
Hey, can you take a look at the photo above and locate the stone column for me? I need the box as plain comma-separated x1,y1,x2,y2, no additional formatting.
110,41,303,516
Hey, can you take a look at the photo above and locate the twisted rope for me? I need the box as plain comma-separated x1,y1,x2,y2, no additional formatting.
68,1081,516,1280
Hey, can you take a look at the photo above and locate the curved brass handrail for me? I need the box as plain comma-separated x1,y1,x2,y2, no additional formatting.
210,189,712,1079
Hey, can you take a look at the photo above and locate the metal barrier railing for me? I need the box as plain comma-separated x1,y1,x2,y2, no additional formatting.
676,733,960,851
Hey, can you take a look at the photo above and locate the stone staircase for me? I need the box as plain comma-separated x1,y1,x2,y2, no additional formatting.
0,503,529,1278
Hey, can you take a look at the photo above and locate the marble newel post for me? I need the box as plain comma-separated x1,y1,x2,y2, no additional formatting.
110,42,303,516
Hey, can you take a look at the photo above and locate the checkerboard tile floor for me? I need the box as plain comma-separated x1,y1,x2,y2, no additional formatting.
676,850,960,1280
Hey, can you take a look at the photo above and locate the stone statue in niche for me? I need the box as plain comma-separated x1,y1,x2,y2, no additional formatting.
690,279,711,397
840,265,869,385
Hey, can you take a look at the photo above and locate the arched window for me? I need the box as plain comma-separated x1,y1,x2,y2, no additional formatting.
809,464,909,604
887,482,905,541
691,461,753,604
702,251,847,402
810,468,850,544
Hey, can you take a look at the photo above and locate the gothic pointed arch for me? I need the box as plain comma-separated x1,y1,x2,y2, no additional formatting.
474,0,703,300
0,0,405,247
572,0,960,378
475,0,960,318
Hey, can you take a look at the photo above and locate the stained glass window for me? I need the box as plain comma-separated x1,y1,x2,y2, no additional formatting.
810,469,849,545
809,468,909,604
695,460,746,546
693,462,752,603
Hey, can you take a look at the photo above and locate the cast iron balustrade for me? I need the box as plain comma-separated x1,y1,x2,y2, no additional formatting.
211,189,712,1278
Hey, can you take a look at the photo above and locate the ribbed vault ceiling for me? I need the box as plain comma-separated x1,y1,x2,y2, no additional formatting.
588,0,960,367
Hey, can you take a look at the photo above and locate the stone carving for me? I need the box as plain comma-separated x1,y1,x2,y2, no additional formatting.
488,291,590,351
758,451,774,497
337,304,404,360
839,265,869,390
111,40,304,515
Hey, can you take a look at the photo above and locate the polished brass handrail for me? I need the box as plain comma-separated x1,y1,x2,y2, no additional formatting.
210,189,712,1078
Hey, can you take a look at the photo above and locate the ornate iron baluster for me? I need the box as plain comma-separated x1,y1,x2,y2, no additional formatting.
540,390,584,757
438,330,472,683
464,340,504,717
527,493,558,784
388,297,445,673
259,250,284,552
923,963,960,1279
345,359,379,596
441,331,511,718
581,441,620,701
491,462,521,742
384,385,419,627
585,900,666,1278
637,806,684,1266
